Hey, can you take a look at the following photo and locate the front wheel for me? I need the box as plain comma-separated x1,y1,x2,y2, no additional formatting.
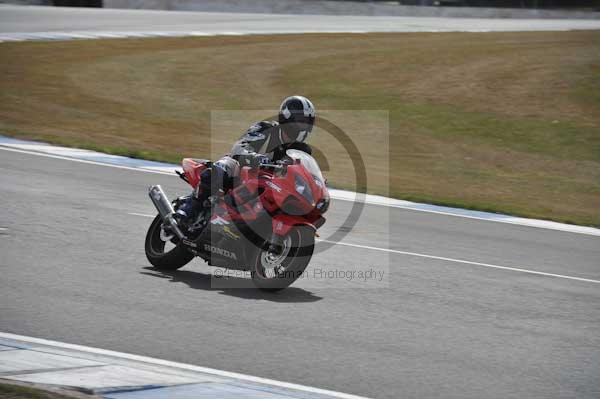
145,215,194,270
251,225,315,291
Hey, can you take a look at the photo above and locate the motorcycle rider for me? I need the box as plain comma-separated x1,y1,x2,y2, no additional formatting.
174,95,316,230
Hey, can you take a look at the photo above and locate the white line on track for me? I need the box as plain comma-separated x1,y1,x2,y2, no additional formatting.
2,143,599,237
128,212,156,218
0,146,173,176
316,239,600,284
127,212,600,284
0,332,371,399
0,30,372,43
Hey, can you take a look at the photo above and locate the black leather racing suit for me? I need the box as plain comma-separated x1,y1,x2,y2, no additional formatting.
177,120,312,224
232,120,312,165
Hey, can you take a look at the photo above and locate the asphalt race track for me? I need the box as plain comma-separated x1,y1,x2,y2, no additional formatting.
1,5,600,399
1,4,600,34
1,146,599,399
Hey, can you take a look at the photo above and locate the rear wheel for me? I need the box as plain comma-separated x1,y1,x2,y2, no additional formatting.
251,225,315,291
145,215,194,270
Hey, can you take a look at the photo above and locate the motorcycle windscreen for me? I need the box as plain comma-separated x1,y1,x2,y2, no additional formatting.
286,149,326,187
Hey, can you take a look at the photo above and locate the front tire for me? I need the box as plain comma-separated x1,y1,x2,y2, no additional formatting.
145,215,194,270
251,225,315,291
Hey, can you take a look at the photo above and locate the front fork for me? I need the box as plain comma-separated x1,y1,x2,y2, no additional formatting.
267,232,286,255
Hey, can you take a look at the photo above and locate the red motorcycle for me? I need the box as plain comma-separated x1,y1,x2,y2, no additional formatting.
145,149,330,290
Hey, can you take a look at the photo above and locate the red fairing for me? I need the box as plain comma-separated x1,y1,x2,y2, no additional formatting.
271,214,319,236
181,158,209,189
264,164,327,210
261,162,329,237
182,154,329,238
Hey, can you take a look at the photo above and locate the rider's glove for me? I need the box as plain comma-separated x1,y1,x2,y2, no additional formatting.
253,155,270,167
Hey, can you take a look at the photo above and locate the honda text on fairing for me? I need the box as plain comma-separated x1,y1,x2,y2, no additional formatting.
145,149,330,290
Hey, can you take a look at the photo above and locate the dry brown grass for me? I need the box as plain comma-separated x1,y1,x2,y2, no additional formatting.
0,31,599,225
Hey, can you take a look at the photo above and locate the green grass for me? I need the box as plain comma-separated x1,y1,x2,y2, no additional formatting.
0,382,82,399
0,31,599,226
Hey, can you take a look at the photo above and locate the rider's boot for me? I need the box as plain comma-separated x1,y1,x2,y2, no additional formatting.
174,190,209,231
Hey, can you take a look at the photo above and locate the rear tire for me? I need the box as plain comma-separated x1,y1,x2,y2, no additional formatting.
251,225,315,291
145,215,194,270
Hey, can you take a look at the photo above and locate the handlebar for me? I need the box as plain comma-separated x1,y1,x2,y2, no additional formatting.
259,163,284,171
175,170,189,182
